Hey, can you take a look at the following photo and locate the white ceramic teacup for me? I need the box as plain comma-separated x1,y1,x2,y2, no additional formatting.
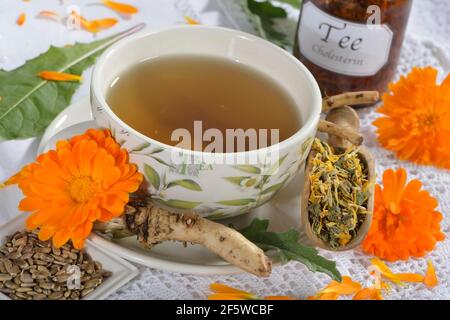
91,25,321,219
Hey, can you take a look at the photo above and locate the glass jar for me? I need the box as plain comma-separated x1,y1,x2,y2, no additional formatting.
294,0,413,97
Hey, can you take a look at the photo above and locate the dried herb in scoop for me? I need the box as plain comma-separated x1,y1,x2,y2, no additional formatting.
308,139,369,249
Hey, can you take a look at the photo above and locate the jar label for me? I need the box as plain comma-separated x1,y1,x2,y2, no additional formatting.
298,2,393,77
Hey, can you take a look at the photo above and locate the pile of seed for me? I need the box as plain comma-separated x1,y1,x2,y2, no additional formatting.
0,230,111,300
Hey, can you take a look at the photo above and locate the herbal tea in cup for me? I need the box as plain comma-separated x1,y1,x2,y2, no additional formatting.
107,54,302,153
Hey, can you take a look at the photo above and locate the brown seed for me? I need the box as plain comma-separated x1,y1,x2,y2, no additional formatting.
0,261,6,273
102,270,113,278
85,263,95,274
7,251,21,260
0,287,14,294
33,293,47,300
52,247,61,256
36,247,52,254
0,273,12,281
33,271,50,280
16,292,31,300
70,292,80,300
94,261,103,271
3,259,13,273
84,278,102,289
21,245,33,254
15,258,28,269
53,274,70,283
4,280,18,289
34,260,48,266
81,287,94,297
49,291,63,300
13,237,28,247
20,272,34,283
39,282,55,290
16,287,32,293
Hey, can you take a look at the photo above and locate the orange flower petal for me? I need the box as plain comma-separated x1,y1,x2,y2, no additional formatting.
210,283,250,295
52,229,71,248
90,18,118,29
208,294,247,301
308,292,339,300
39,225,56,241
424,260,438,287
265,296,296,300
102,0,138,15
17,13,26,26
69,11,99,33
395,273,424,283
353,288,383,300
184,16,200,25
320,276,361,295
38,71,82,82
37,10,61,21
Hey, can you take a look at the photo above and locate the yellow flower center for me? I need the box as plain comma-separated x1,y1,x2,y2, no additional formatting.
405,110,437,136
69,176,97,203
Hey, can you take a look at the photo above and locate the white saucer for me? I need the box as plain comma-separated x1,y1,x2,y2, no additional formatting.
37,97,307,275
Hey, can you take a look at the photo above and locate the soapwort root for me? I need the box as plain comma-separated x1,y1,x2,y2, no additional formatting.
93,196,272,277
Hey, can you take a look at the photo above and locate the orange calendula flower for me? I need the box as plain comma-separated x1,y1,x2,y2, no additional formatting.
102,0,138,15
17,13,26,26
362,168,444,261
424,260,438,287
308,276,361,300
38,71,82,82
184,15,200,25
5,129,143,249
373,67,450,169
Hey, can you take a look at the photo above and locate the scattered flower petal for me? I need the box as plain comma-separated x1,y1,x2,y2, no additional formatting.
90,18,118,30
353,288,383,300
265,296,297,300
308,276,361,300
209,283,258,300
184,15,200,25
102,0,138,15
38,71,82,82
70,11,99,33
362,168,444,261
424,260,438,287
17,13,26,26
37,10,61,22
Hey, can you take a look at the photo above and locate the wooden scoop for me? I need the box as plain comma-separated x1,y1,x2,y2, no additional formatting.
301,105,375,251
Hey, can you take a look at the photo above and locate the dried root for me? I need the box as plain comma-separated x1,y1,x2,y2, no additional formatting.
94,196,272,277
322,91,379,112
318,120,364,146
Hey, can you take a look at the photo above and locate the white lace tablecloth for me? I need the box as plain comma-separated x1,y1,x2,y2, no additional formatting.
0,0,449,300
